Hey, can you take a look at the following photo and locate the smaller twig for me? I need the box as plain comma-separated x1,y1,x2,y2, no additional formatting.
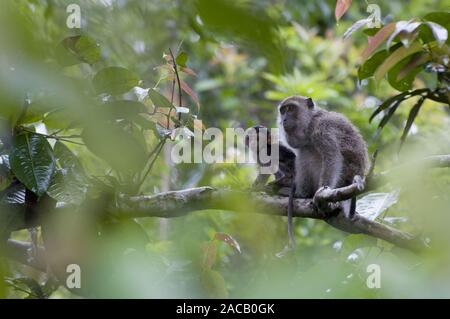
19,129,85,146
136,138,167,193
169,48,183,123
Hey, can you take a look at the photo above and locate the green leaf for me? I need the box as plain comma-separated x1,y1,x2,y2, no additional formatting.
387,52,428,91
44,109,80,130
425,22,448,46
103,100,147,119
175,51,188,67
47,142,88,205
147,88,174,109
0,156,12,191
363,28,381,36
374,41,423,80
385,20,421,49
420,12,450,45
358,49,389,80
93,67,140,95
370,90,410,122
131,114,157,132
370,89,428,126
400,96,425,147
56,35,101,66
81,121,147,172
10,133,55,196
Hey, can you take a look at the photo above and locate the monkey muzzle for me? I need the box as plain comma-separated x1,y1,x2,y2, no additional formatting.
283,119,296,132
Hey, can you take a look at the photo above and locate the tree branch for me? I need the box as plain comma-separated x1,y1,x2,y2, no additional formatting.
116,186,426,252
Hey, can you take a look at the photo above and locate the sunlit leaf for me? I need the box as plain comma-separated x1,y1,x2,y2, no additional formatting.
356,190,400,221
386,20,421,49
425,22,448,46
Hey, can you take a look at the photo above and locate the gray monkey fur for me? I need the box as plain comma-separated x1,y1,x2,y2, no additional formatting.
278,96,369,215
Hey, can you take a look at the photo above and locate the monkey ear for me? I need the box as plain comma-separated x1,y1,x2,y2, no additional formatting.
306,97,314,109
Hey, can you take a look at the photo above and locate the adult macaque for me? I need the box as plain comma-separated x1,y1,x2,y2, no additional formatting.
278,96,369,218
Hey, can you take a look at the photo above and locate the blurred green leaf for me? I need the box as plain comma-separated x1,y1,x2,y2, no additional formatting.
93,67,140,95
196,0,284,73
176,51,188,67
81,121,147,172
103,100,147,120
200,269,228,298
147,88,174,109
56,35,101,66
201,241,217,270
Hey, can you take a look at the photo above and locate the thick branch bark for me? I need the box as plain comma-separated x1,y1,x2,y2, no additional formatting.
116,186,426,252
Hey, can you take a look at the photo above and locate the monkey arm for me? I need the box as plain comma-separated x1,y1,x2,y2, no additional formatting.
312,133,343,188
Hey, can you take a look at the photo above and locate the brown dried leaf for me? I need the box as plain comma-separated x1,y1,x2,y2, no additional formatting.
214,232,241,253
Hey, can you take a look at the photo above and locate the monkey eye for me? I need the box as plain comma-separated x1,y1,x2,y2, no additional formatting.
280,104,295,114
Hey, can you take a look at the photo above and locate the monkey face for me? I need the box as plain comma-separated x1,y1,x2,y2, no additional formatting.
279,96,314,131
278,96,315,148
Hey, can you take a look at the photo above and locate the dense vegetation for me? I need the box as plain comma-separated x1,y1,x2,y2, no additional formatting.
0,0,449,298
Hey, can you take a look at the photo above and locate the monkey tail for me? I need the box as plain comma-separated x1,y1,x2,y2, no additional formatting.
288,183,296,248
350,196,356,218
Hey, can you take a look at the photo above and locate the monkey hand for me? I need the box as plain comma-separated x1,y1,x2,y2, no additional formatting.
313,186,340,215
